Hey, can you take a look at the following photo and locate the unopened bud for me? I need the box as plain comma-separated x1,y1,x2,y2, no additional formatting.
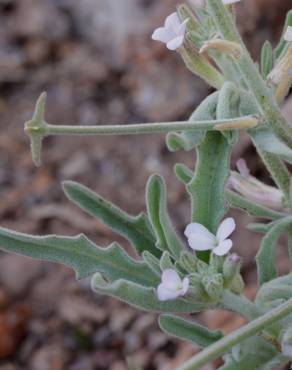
202,273,224,301
179,43,225,89
228,170,284,211
200,38,242,59
223,253,242,287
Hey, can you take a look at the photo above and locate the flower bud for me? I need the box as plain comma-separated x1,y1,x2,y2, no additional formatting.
202,273,224,301
200,38,242,59
223,253,242,287
228,170,284,211
230,274,245,294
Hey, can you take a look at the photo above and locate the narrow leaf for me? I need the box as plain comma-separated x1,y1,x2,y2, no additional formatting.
174,163,193,185
261,41,274,79
63,181,160,257
142,251,161,276
0,227,158,286
91,273,208,313
256,216,292,285
159,314,223,347
250,127,292,165
275,10,292,59
146,175,185,259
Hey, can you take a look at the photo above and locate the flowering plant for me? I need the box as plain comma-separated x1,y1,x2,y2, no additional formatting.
1,0,292,368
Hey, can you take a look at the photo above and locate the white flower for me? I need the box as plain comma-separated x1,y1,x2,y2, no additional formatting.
284,26,292,42
157,269,189,301
223,0,241,4
185,218,236,256
151,12,188,51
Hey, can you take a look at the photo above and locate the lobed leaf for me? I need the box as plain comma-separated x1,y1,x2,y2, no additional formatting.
91,273,208,313
256,216,292,285
146,175,185,259
0,227,158,286
63,181,160,257
159,314,223,347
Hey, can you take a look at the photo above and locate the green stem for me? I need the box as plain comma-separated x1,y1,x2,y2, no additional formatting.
221,290,261,321
30,116,257,137
176,298,292,370
206,0,292,150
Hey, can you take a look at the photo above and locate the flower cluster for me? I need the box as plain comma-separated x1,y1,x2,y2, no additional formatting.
156,218,236,301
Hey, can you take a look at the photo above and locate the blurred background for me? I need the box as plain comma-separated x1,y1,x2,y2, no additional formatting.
0,0,291,369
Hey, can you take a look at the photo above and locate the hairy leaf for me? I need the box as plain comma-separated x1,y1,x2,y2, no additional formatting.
91,273,208,313
146,175,185,259
0,227,158,286
261,41,274,79
256,216,292,285
142,251,161,276
63,181,160,257
174,163,193,185
275,10,292,59
159,314,223,347
166,91,219,152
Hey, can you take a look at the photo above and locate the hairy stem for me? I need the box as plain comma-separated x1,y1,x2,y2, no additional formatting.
26,116,258,137
206,0,292,149
176,298,292,370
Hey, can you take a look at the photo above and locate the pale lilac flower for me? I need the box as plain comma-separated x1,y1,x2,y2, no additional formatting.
223,0,241,4
284,26,292,42
151,12,188,51
282,343,292,358
157,269,189,301
185,218,236,256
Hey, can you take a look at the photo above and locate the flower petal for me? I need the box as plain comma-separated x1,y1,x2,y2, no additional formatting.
213,239,233,256
181,277,190,296
188,232,215,251
162,269,181,289
152,27,175,43
223,0,241,4
284,26,292,42
184,223,214,239
165,12,181,31
216,218,236,242
167,36,185,50
157,284,180,301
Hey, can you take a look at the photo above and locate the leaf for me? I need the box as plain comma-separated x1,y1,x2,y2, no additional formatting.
250,127,292,165
166,91,219,152
159,251,174,270
256,216,292,285
142,251,161,276
174,163,193,184
216,82,240,145
91,273,208,313
146,175,185,259
275,10,292,59
247,222,272,234
220,336,279,370
261,41,274,79
159,314,223,347
226,190,284,221
0,227,158,286
188,131,232,234
63,181,160,257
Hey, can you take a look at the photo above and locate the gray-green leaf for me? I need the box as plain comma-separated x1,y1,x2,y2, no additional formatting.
256,216,292,285
146,175,185,259
0,227,158,286
91,273,207,313
159,314,223,347
63,181,160,257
